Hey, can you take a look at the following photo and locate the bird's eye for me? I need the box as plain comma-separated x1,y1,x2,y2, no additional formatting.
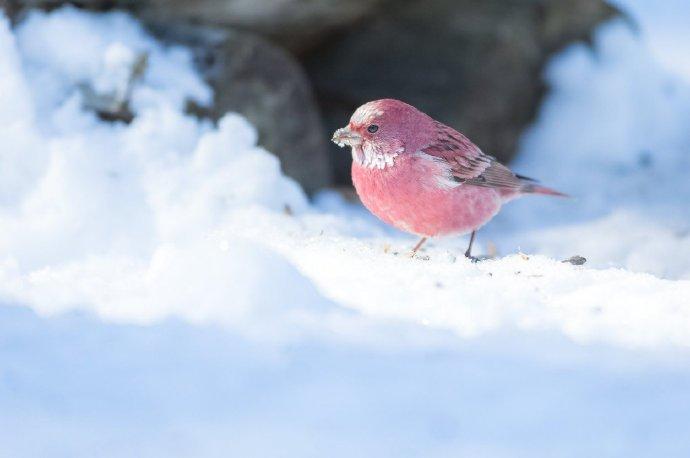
367,124,379,133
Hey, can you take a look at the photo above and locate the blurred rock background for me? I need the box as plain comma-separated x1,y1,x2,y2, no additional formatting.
2,0,617,192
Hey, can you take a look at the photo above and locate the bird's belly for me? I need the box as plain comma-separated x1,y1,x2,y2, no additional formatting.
352,162,503,237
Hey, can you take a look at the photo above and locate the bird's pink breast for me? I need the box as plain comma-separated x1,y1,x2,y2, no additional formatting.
352,155,503,237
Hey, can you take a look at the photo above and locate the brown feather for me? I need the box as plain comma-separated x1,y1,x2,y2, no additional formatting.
422,121,526,191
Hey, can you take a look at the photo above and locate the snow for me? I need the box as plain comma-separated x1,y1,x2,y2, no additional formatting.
488,16,690,281
0,4,690,457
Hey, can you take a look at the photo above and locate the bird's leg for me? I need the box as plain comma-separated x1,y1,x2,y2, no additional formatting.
464,231,479,262
408,237,428,257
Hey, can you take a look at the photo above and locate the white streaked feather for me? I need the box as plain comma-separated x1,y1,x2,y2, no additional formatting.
351,103,384,125
412,150,462,190
351,142,401,170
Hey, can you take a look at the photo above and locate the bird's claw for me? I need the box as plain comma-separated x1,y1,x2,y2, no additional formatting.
408,251,430,260
465,254,492,263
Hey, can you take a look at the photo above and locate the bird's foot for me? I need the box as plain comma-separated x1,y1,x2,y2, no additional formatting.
408,250,430,260
464,254,492,263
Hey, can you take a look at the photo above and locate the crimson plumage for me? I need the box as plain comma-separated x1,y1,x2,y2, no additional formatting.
332,99,565,257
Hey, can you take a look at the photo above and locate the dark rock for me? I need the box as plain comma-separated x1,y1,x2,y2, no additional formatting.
2,0,127,14
303,0,618,184
1,0,18,20
6,0,617,191
138,0,386,52
154,24,332,194
10,0,386,52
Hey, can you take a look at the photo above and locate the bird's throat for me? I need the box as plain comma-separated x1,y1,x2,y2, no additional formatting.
351,144,399,170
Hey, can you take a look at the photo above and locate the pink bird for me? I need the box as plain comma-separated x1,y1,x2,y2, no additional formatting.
332,99,565,259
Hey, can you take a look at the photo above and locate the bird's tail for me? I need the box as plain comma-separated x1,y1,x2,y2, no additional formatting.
521,183,569,197
516,174,569,197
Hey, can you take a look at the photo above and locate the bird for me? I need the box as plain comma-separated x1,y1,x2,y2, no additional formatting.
332,99,565,260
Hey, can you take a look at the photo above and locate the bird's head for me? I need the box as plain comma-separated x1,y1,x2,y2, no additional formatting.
332,99,436,167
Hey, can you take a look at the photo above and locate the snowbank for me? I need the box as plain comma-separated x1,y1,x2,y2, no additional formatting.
1,7,688,347
0,8,333,340
3,305,690,458
488,17,690,281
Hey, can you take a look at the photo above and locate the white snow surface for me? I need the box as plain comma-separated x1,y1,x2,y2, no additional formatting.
1,5,690,457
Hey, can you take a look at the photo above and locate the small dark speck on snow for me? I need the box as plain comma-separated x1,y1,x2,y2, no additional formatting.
562,255,587,266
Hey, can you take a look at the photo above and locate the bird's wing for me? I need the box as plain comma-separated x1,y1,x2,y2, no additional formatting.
421,121,528,191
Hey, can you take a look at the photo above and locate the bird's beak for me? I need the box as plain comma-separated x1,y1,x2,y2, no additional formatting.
332,127,361,147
